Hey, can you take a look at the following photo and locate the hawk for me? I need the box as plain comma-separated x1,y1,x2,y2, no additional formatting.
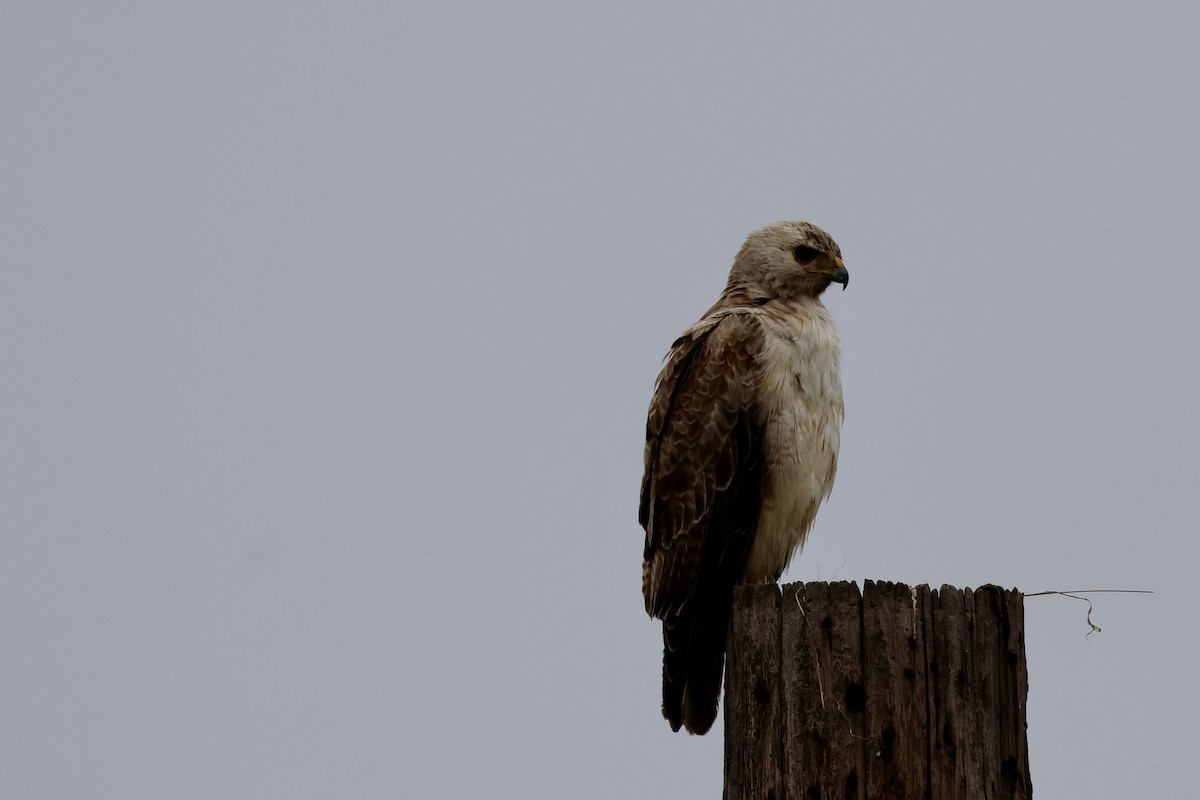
640,221,848,734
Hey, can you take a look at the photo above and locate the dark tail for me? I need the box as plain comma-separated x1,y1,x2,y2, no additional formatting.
661,596,733,735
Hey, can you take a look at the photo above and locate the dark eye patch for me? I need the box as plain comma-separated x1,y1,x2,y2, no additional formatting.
793,245,819,265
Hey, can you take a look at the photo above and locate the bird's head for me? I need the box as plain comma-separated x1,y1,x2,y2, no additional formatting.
727,221,848,301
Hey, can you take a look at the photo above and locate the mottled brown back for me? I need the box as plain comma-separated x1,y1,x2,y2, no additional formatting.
640,311,767,733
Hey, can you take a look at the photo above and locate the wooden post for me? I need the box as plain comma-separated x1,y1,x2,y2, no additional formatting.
724,581,1032,800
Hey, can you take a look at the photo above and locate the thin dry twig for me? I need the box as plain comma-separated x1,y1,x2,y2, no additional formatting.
1025,588,1153,638
813,555,849,582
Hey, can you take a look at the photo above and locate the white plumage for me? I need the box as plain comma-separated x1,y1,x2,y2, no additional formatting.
744,297,843,582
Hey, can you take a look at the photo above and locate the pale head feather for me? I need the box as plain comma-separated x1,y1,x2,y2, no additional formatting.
724,221,845,302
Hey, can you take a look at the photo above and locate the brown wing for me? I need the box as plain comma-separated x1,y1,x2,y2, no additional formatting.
640,310,767,733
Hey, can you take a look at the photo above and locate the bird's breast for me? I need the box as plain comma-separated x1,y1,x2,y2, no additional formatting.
743,304,844,582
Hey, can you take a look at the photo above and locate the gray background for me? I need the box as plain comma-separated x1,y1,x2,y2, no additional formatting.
3,2,1196,797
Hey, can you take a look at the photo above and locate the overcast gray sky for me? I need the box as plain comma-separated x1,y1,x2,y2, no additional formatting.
3,2,1198,797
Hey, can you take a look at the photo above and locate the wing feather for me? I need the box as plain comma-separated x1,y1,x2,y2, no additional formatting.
639,310,767,733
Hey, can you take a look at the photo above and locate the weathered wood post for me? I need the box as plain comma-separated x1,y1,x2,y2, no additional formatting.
724,581,1031,800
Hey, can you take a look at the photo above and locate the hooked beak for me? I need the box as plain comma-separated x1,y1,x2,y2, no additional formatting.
831,257,849,291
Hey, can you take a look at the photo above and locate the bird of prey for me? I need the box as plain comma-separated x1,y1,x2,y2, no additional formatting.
640,221,848,734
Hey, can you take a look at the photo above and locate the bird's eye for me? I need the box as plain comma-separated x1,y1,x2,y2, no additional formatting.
792,245,819,265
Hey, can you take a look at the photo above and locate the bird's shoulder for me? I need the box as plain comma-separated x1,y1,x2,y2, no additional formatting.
651,306,769,399
668,299,838,377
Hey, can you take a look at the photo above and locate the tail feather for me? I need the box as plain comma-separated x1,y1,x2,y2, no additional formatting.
661,623,686,732
661,598,733,735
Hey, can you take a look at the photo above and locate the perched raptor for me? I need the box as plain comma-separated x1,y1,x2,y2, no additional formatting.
640,221,848,734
